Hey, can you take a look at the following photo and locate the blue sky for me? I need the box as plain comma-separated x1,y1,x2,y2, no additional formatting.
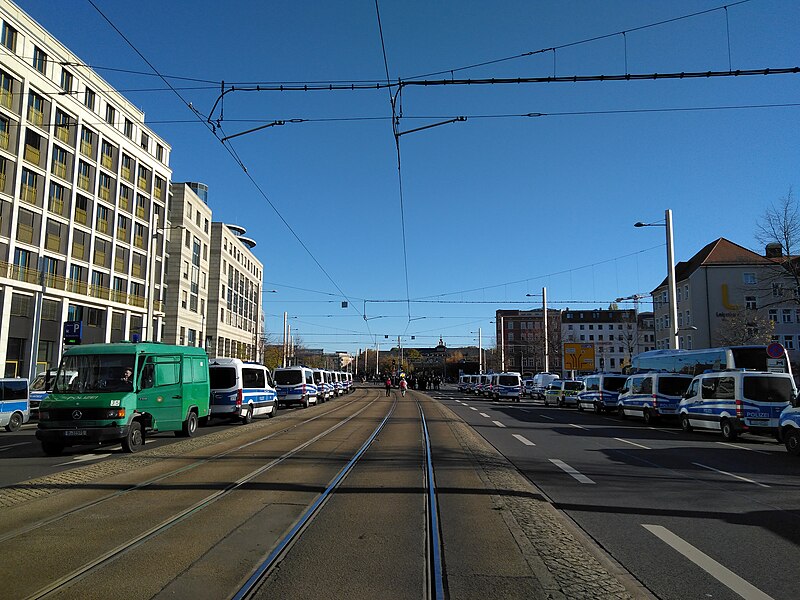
19,0,800,353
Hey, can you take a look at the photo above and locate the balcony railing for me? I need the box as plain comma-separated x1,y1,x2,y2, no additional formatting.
99,186,111,201
96,219,108,235
0,172,5,192
132,263,143,278
134,235,145,250
45,234,60,252
93,250,106,266
101,154,113,169
0,89,12,110
24,144,40,166
27,106,43,127
52,161,67,179
154,185,163,200
49,199,65,216
21,184,37,205
119,195,130,211
137,177,147,191
80,140,93,157
77,174,91,192
17,223,33,244
136,206,146,219
0,130,8,150
56,126,70,143
74,208,87,225
116,228,128,243
71,241,85,259
121,165,132,182
114,257,125,272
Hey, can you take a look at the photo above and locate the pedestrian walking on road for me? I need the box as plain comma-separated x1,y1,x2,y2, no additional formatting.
385,377,392,396
399,377,408,397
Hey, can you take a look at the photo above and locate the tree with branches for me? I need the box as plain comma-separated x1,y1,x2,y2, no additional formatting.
755,188,800,307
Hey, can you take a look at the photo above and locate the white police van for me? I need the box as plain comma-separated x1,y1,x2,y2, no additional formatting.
0,378,30,432
532,372,559,400
492,372,522,401
617,373,693,425
315,370,333,401
577,374,628,413
779,398,800,455
29,369,77,419
679,370,795,440
209,358,277,424
275,366,318,408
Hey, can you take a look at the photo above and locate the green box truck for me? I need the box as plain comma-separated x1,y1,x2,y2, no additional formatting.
36,342,210,456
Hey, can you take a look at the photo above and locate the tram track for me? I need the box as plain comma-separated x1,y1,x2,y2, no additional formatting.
16,391,384,600
0,391,369,547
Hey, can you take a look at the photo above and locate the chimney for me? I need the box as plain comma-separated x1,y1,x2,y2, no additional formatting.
765,243,783,259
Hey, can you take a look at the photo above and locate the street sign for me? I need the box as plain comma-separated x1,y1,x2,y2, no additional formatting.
767,342,785,359
563,343,595,371
63,321,82,345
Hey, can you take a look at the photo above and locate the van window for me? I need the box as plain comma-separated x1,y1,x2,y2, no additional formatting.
56,353,135,393
633,377,652,394
703,377,735,400
743,376,793,403
30,373,51,391
499,375,519,385
210,367,236,389
602,376,627,392
1,379,27,400
565,381,583,391
154,357,180,387
192,358,206,383
306,371,314,385
242,367,265,388
586,377,599,392
275,370,303,385
658,376,691,397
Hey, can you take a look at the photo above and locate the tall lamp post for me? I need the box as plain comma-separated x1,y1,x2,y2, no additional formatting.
635,209,678,350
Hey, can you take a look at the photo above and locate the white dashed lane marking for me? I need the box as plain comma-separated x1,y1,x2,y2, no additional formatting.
692,462,770,488
479,412,490,418
549,459,595,484
512,434,535,446
570,423,587,430
614,438,651,450
492,420,506,428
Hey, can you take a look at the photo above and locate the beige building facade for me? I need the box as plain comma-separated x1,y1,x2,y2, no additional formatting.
0,1,171,378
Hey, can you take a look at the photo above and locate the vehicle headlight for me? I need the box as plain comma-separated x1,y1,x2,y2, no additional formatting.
105,408,126,419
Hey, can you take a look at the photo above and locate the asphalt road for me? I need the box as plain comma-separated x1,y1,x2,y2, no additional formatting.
428,386,800,600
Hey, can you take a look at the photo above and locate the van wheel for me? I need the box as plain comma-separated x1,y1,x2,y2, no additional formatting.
42,441,64,457
721,418,737,441
177,411,198,437
302,396,309,409
618,406,627,419
4,411,23,432
122,420,144,453
785,429,800,456
268,406,276,418
577,403,584,412
594,403,603,415
643,410,653,426
680,415,693,432
241,406,253,425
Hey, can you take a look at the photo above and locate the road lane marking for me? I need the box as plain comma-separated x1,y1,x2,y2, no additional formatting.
642,525,775,600
570,423,587,430
538,414,554,420
469,407,478,411
56,453,112,467
0,442,31,451
513,434,535,446
614,438,651,450
479,412,490,418
549,459,595,484
716,442,769,455
692,462,770,488
492,420,506,428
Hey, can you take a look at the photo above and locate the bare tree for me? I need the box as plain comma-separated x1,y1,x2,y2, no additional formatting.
714,308,774,346
756,188,800,307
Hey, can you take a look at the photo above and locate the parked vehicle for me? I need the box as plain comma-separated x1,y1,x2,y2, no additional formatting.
678,370,795,440
779,399,800,455
522,378,536,399
312,369,331,402
616,373,693,425
0,378,30,432
543,380,584,407
458,375,470,392
577,374,628,413
29,369,77,419
274,366,318,408
492,372,522,401
476,374,491,396
209,358,276,424
532,373,560,399
36,343,210,455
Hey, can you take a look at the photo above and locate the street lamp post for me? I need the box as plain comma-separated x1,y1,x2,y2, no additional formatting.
635,209,678,350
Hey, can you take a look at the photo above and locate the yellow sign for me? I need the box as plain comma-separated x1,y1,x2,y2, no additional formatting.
563,343,595,371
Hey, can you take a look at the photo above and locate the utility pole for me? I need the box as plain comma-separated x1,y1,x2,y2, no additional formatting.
543,286,549,373
282,312,288,367
500,315,505,372
665,209,679,350
28,257,45,382
376,342,380,376
478,327,482,373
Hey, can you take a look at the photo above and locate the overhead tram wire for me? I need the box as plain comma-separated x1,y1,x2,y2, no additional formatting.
85,0,373,341
400,0,754,80
375,0,412,324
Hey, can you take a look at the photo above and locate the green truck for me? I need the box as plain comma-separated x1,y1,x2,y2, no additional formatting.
36,342,210,456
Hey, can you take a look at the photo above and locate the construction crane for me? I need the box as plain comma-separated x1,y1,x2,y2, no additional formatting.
615,293,649,314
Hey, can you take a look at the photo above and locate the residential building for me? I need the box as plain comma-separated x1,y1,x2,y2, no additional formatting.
495,309,562,374
161,183,211,348
637,311,656,354
650,238,800,358
561,308,637,372
207,222,263,361
0,1,171,377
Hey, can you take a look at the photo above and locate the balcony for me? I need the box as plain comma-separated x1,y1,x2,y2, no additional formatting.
71,241,85,259
66,279,88,295
0,89,12,110
99,185,111,202
50,199,65,217
24,145,41,166
134,235,145,250
0,130,8,150
45,234,60,252
80,140,93,157
74,208,87,225
96,219,108,235
89,285,110,300
16,223,33,244
101,154,113,170
56,126,70,144
0,171,5,192
77,174,91,192
135,206,146,219
154,185,163,200
119,195,130,211
27,106,43,127
114,257,125,272
52,161,67,180
116,228,128,243
131,262,143,278
21,184,37,205
93,250,106,266
137,176,147,191
121,165,132,182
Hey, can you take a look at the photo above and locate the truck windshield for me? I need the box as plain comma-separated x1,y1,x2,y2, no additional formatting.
54,354,136,393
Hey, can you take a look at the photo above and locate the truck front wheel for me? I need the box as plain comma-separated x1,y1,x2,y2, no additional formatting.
122,420,144,453
177,411,198,437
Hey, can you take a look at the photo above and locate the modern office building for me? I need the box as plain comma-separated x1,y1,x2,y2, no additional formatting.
0,1,171,378
161,182,212,348
207,221,263,361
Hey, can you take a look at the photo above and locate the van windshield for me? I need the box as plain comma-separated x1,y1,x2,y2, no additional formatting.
30,373,50,391
602,377,627,391
499,376,519,385
743,376,793,403
54,354,136,393
565,382,584,391
275,370,303,385
658,376,692,397
313,371,324,383
209,367,236,390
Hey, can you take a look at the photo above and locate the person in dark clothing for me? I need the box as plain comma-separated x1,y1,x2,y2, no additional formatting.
385,377,392,396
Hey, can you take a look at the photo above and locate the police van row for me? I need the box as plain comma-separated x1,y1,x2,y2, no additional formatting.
458,345,800,457
0,341,355,456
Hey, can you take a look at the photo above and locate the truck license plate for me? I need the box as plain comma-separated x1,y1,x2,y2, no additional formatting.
64,430,86,437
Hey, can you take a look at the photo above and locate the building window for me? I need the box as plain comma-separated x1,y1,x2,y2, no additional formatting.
685,310,691,325
32,46,47,74
676,288,682,302
105,104,116,125
84,87,96,111
1,21,17,52
782,309,792,323
140,131,149,151
60,69,74,93
769,309,778,323
773,283,784,298
48,182,66,216
678,312,683,327
156,143,164,161
743,272,757,285
745,296,757,310
784,336,795,350
124,118,133,139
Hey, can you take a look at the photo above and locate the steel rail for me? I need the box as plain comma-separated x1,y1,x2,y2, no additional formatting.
232,395,398,600
23,392,383,600
0,391,369,546
418,400,446,600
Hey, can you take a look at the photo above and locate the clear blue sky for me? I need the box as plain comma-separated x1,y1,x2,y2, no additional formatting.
19,0,800,353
